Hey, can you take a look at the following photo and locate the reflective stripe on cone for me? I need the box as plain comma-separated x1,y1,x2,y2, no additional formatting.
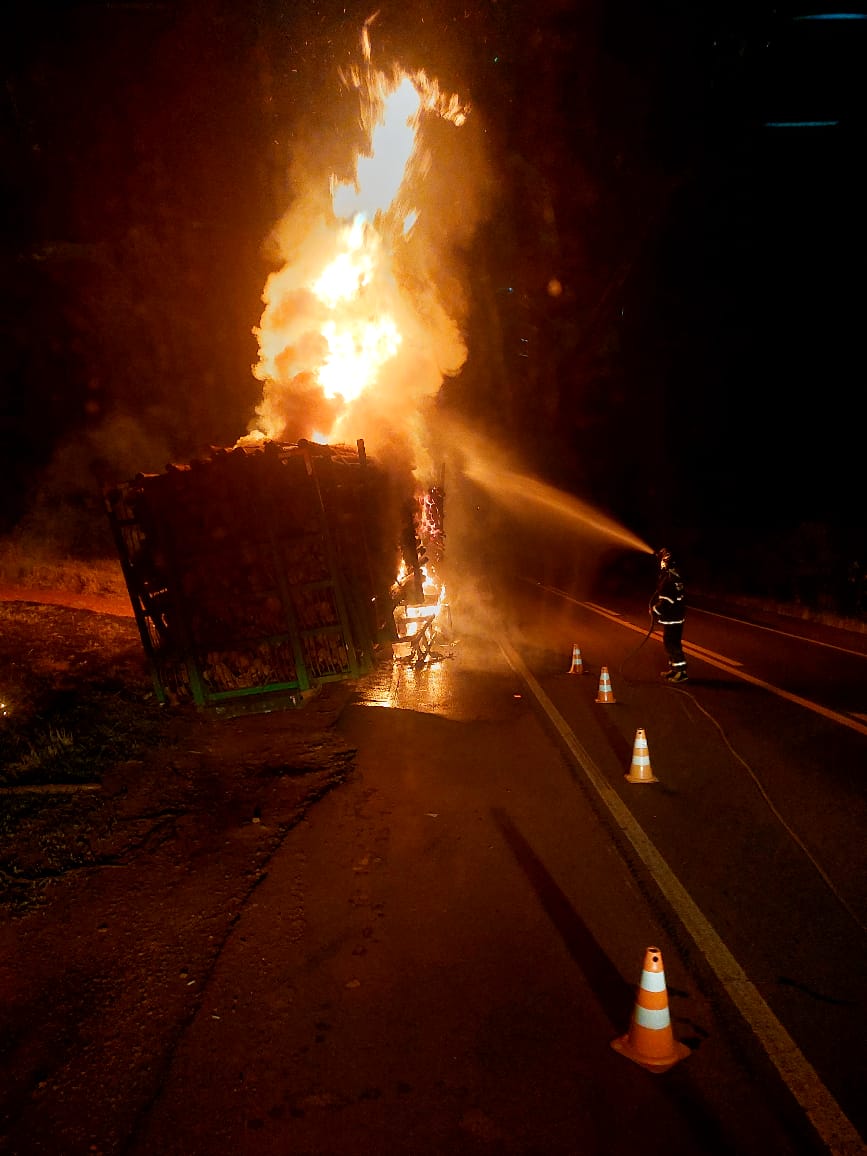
625,728,657,783
611,946,690,1073
595,666,615,703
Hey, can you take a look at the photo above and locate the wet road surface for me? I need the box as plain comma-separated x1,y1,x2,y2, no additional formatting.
127,627,826,1156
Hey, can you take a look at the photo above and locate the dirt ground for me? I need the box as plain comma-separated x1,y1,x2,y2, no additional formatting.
0,590,361,1155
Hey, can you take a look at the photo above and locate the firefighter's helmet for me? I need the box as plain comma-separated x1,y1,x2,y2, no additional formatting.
656,547,673,569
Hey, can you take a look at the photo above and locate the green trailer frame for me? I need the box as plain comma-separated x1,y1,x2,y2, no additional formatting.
103,440,394,709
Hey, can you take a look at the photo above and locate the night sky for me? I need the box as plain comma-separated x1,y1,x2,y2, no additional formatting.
2,0,865,594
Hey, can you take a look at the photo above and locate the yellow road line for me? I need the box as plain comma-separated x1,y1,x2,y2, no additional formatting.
558,590,867,740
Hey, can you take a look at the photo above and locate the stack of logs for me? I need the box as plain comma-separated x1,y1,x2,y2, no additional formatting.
103,439,402,707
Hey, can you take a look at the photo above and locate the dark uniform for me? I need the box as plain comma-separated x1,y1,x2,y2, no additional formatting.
651,549,688,682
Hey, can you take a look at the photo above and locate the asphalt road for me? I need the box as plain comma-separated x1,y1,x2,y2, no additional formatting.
507,578,867,1154
121,579,867,1155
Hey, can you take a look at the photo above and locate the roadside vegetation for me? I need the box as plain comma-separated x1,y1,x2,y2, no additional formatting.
0,512,155,788
0,599,160,790
0,588,169,909
0,532,128,600
0,528,356,916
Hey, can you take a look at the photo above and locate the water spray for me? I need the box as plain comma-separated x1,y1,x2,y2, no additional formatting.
463,457,654,555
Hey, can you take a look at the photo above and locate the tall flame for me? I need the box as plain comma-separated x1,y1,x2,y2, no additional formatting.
243,27,470,463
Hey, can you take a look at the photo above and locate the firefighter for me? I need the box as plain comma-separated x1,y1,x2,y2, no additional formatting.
651,548,688,683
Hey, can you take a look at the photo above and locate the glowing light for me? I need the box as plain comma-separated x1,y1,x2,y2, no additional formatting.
318,315,402,403
332,75,421,221
245,28,470,450
312,217,375,307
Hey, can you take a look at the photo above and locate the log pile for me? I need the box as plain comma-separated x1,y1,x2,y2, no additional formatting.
103,439,402,708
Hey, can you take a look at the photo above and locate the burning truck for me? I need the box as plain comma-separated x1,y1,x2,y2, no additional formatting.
103,27,473,707
103,438,449,710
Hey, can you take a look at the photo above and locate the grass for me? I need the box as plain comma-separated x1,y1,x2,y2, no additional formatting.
0,597,164,791
7,726,76,777
0,591,175,907
0,528,153,788
0,535,128,598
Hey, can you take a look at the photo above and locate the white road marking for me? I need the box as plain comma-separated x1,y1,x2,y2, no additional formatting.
692,606,867,660
552,589,867,740
683,640,743,666
537,581,867,661
499,637,867,1156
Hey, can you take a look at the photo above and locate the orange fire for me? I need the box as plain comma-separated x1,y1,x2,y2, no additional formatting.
242,22,470,462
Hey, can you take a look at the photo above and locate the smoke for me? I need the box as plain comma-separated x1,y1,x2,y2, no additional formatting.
242,36,496,487
436,414,651,549
426,411,653,624
10,412,177,559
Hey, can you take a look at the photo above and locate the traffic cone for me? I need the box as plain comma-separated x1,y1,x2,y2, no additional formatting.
595,666,615,703
625,728,657,783
568,644,584,674
611,946,690,1073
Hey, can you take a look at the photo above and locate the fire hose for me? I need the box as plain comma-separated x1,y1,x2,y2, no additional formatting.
617,604,657,681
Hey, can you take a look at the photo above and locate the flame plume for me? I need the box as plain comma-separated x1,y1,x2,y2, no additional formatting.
242,27,470,473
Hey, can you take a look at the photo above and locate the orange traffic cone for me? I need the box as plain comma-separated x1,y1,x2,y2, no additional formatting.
611,946,690,1073
625,728,657,783
568,644,584,674
595,666,615,703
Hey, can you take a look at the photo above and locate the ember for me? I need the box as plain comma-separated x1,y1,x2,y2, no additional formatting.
390,479,453,666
